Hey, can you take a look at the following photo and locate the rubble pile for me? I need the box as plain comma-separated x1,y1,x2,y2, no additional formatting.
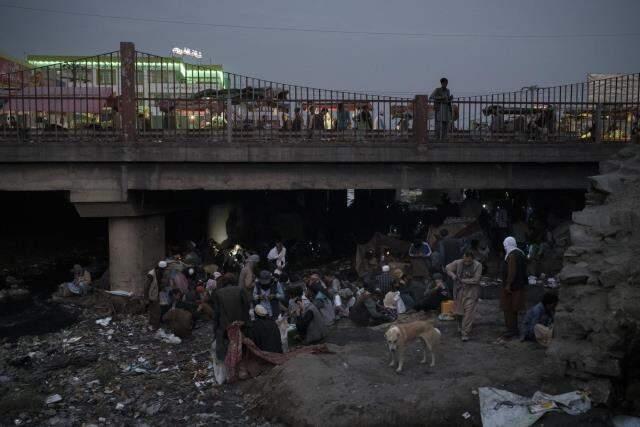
0,310,268,426
548,146,640,410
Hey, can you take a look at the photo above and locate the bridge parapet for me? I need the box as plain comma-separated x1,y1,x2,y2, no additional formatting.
1,42,638,145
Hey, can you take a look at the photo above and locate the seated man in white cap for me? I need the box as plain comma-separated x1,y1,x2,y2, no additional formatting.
248,305,283,353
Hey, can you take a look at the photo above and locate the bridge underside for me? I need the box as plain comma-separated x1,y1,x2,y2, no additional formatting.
0,140,617,295
0,161,598,192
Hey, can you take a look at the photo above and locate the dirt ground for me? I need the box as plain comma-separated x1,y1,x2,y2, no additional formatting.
0,304,271,427
243,294,612,427
0,289,615,427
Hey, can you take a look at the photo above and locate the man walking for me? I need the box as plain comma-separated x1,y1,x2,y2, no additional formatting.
430,77,453,140
446,251,482,341
212,277,252,361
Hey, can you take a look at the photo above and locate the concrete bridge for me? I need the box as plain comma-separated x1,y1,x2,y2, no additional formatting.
0,41,636,293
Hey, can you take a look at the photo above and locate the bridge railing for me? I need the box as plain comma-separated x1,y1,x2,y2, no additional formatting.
1,41,637,144
0,51,122,142
133,50,414,143
431,73,640,143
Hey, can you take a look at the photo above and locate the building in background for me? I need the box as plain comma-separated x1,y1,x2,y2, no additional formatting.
0,52,29,89
0,53,225,131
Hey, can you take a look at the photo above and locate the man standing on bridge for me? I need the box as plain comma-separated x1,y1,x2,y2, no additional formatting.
430,77,453,140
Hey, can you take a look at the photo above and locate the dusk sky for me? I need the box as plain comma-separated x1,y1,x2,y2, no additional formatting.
1,0,639,96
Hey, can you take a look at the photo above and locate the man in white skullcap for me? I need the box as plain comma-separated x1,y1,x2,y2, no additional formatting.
145,260,168,330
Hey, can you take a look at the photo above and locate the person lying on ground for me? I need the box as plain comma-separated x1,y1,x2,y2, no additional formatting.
521,292,557,347
349,288,395,326
249,304,283,353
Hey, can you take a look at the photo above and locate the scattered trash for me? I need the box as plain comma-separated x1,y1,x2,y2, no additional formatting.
116,402,125,410
471,390,478,395
45,394,63,405
106,290,133,297
479,387,591,427
95,317,112,327
462,412,471,419
437,313,456,321
154,329,181,345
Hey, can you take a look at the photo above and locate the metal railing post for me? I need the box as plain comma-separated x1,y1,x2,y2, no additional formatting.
119,42,136,142
226,97,232,143
594,103,602,143
413,95,428,144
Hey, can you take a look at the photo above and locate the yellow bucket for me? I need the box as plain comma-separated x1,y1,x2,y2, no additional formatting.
440,300,454,315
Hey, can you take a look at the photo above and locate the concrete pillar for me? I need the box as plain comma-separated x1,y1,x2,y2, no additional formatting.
119,41,136,143
108,215,165,295
207,204,232,243
413,95,429,144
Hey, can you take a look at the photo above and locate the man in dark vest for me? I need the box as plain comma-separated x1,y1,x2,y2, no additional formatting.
249,305,283,353
499,236,528,340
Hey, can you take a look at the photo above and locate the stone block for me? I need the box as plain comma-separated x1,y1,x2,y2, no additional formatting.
573,208,611,229
582,355,621,377
570,378,612,405
599,160,621,174
570,224,602,246
599,265,627,288
589,173,625,195
559,264,591,285
610,209,640,233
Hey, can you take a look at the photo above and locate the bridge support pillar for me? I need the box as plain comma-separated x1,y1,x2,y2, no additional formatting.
108,215,165,296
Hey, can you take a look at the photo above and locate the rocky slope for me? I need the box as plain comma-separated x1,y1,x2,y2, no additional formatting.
549,145,640,410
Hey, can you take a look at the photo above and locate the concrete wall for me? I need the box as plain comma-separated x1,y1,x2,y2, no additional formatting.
108,215,165,295
207,204,232,243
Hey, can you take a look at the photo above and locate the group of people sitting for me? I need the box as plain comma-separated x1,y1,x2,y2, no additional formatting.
142,234,558,368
